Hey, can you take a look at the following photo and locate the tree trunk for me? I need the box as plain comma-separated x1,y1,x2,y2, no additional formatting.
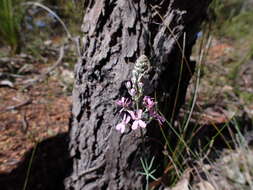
65,0,211,189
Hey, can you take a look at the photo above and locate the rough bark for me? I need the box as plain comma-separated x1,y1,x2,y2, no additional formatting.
65,0,211,189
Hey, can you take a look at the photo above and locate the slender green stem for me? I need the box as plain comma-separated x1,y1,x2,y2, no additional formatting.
22,142,38,190
171,33,186,123
183,36,212,132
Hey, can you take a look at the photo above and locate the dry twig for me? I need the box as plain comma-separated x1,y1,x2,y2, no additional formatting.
22,46,65,89
0,99,32,113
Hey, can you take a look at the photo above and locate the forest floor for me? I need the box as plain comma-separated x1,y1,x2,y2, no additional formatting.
0,52,72,173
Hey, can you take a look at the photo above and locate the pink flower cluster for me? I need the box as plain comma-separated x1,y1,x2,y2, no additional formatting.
143,96,165,125
115,81,165,133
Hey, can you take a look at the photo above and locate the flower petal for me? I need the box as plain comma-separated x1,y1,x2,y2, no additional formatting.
143,96,156,110
131,121,139,130
120,125,125,133
137,109,143,119
125,81,132,89
116,123,126,133
125,115,131,123
115,98,123,106
128,110,137,120
122,114,127,121
129,88,136,96
138,120,146,128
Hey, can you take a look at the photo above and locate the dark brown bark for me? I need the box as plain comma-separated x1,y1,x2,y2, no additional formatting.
65,0,211,189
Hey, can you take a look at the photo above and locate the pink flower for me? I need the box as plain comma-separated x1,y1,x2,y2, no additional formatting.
143,96,165,125
116,97,131,112
143,96,156,110
116,114,131,133
128,109,146,130
116,97,130,107
150,111,165,125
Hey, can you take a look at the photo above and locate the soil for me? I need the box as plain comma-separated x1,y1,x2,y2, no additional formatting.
0,58,71,173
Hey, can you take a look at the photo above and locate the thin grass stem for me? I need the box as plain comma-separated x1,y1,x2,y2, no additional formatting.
22,142,38,190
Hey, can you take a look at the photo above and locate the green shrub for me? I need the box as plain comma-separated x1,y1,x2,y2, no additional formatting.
223,11,253,40
209,0,246,37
